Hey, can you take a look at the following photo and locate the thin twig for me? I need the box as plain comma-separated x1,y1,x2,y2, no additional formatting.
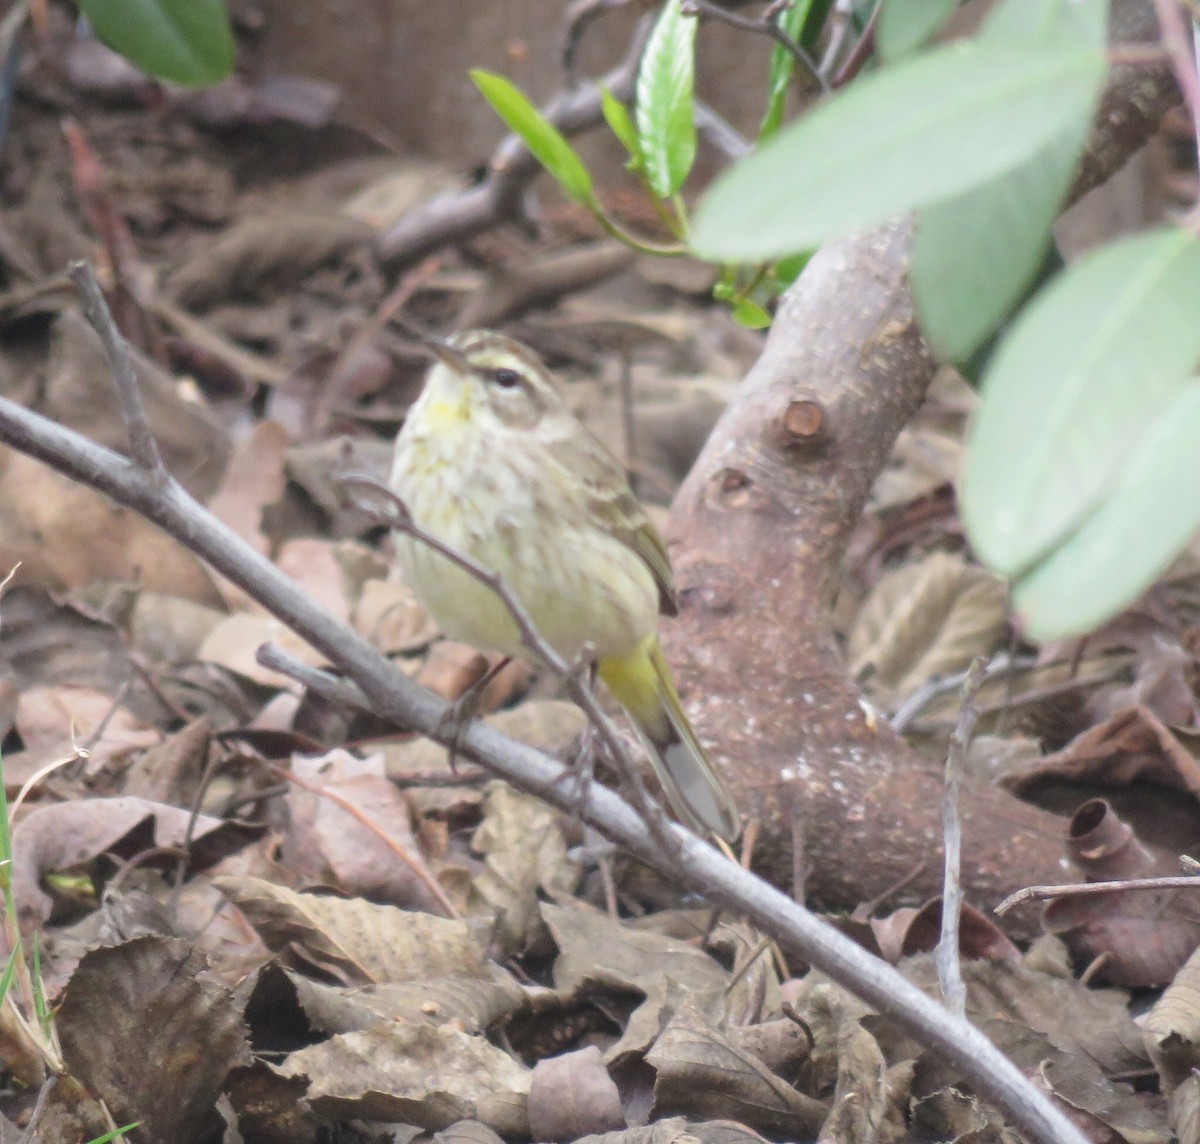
0,273,1094,1144
937,658,985,1017
1152,0,1200,185
19,1073,58,1144
819,0,856,81
831,0,881,88
67,261,165,483
682,0,827,92
995,870,1200,916
890,652,1034,733
376,16,655,269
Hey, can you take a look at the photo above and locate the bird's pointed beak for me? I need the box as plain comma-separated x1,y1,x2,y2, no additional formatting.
421,336,473,374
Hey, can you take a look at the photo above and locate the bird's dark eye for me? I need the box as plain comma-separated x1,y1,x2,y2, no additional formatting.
492,368,521,389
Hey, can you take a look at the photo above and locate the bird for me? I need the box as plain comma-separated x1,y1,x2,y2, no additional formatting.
389,328,740,840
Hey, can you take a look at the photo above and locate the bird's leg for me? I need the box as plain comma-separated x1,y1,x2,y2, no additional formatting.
436,656,512,770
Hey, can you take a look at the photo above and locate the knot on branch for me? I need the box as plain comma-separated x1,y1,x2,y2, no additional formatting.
777,398,828,453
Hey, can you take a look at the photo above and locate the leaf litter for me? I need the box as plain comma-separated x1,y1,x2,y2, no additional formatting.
0,17,1196,1144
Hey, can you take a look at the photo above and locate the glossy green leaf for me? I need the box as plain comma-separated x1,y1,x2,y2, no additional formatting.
731,298,772,328
911,0,1106,362
601,86,641,167
471,71,595,207
78,0,233,86
1013,383,1200,639
877,0,958,60
691,37,1106,261
636,0,697,198
961,228,1200,577
759,0,815,140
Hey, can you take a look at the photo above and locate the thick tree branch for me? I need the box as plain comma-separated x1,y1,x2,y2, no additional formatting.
664,0,1180,921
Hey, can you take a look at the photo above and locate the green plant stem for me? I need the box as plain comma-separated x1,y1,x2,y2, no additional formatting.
594,210,688,256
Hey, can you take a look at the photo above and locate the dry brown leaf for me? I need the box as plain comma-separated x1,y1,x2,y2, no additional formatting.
208,419,289,559
1141,944,1200,1092
214,875,490,984
41,308,230,500
15,683,160,771
870,898,1021,965
13,797,242,927
129,591,227,663
286,964,529,1035
847,550,1007,705
197,611,326,688
283,748,445,912
0,447,222,601
352,577,440,653
1003,705,1200,800
647,1004,826,1138
121,716,212,804
56,936,250,1144
278,1020,531,1134
417,641,490,703
529,1046,625,1142
469,784,580,956
275,538,352,624
868,424,963,513
901,958,1150,1081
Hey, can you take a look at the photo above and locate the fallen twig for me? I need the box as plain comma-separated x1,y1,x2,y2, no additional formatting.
995,870,1200,916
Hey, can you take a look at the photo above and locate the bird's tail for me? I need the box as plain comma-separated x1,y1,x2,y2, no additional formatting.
599,636,740,840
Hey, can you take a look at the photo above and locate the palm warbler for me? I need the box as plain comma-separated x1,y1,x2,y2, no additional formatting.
389,329,740,840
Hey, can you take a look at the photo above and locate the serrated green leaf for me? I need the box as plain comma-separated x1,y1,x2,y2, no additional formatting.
471,71,595,207
877,0,958,61
78,0,234,87
759,0,816,140
961,228,1200,578
1013,383,1200,639
636,0,697,198
691,38,1106,261
731,298,772,328
601,86,641,167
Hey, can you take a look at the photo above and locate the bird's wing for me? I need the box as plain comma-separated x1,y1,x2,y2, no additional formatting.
548,430,678,617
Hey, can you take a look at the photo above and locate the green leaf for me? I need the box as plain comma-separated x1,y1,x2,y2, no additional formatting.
0,947,19,1006
1012,383,1200,639
471,71,596,207
877,0,958,60
912,123,1082,362
86,1125,141,1144
77,0,234,87
731,297,772,328
601,86,641,168
690,37,1107,261
636,0,698,198
759,0,815,140
961,228,1200,577
772,251,813,288
911,0,1106,362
